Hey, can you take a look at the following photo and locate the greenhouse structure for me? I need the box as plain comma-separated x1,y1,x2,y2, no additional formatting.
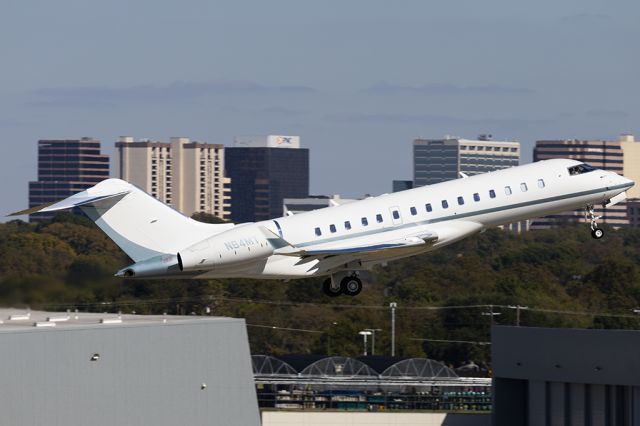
252,355,491,412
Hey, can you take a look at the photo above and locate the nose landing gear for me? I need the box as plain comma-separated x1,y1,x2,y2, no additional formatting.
586,205,604,239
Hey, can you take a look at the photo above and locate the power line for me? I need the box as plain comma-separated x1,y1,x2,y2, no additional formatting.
24,296,640,322
246,324,323,334
409,337,491,346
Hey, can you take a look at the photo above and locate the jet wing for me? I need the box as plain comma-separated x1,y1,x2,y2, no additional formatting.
270,229,437,258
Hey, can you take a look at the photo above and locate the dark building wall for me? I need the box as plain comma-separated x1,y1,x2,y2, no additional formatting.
225,147,309,222
29,138,110,222
392,180,413,193
492,326,640,426
413,142,459,187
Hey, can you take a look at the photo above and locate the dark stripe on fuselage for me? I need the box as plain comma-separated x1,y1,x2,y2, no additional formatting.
293,182,631,248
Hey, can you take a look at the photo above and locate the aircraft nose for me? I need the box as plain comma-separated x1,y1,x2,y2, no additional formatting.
621,176,635,189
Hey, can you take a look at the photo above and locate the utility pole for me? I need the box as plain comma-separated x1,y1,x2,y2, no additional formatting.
481,305,502,326
507,305,528,327
389,302,397,356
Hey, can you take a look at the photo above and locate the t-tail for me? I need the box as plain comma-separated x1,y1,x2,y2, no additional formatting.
9,179,235,277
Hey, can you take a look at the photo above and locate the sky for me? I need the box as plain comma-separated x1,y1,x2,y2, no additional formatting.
1,0,639,218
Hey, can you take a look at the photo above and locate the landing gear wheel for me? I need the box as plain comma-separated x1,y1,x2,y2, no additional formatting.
586,205,603,239
322,278,342,297
340,276,362,297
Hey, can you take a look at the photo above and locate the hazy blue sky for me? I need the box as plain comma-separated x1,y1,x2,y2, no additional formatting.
1,0,639,217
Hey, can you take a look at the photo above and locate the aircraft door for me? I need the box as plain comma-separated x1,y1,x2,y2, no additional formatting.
389,206,403,226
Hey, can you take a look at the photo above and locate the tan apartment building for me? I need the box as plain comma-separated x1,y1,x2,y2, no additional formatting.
115,136,230,220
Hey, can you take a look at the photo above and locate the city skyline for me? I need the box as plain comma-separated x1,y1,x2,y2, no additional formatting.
1,0,639,220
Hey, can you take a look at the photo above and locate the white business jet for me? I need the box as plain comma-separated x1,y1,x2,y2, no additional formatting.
10,159,634,297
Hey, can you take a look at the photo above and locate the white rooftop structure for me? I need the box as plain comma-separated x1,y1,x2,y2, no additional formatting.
234,135,301,149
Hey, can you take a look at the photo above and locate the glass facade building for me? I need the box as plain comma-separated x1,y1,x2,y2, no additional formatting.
413,137,520,187
225,147,309,223
28,138,110,222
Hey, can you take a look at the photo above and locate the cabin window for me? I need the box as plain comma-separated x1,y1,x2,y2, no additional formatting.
410,206,417,216
442,200,449,209
315,227,321,236
425,203,432,212
361,217,368,226
392,210,400,220
329,224,336,233
489,189,496,199
376,214,383,223
504,186,512,195
344,221,351,230
538,179,545,188
473,193,480,202
457,196,465,205
520,182,528,192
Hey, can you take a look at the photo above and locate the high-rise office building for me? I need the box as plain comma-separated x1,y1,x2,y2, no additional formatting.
29,137,110,222
115,136,230,220
531,137,631,228
413,135,520,187
225,135,309,223
392,180,414,193
283,195,357,216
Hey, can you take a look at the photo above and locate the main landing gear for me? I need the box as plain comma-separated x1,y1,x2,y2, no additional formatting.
586,205,604,239
322,274,363,297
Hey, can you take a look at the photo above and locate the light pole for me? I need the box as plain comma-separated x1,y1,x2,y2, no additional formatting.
364,328,382,356
358,330,372,356
389,302,397,356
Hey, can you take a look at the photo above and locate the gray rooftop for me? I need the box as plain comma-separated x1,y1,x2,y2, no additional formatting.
0,308,235,333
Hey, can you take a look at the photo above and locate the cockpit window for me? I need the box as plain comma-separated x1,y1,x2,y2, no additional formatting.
568,163,597,176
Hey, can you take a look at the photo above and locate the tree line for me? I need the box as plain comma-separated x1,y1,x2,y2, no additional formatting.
2,212,640,366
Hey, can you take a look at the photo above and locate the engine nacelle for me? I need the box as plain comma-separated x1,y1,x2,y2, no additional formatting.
178,224,276,272
115,254,180,278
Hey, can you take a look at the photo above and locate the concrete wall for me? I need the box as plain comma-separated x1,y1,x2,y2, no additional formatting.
262,411,491,426
0,318,259,426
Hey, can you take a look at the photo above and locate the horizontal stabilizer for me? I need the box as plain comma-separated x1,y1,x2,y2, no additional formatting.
8,188,130,216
